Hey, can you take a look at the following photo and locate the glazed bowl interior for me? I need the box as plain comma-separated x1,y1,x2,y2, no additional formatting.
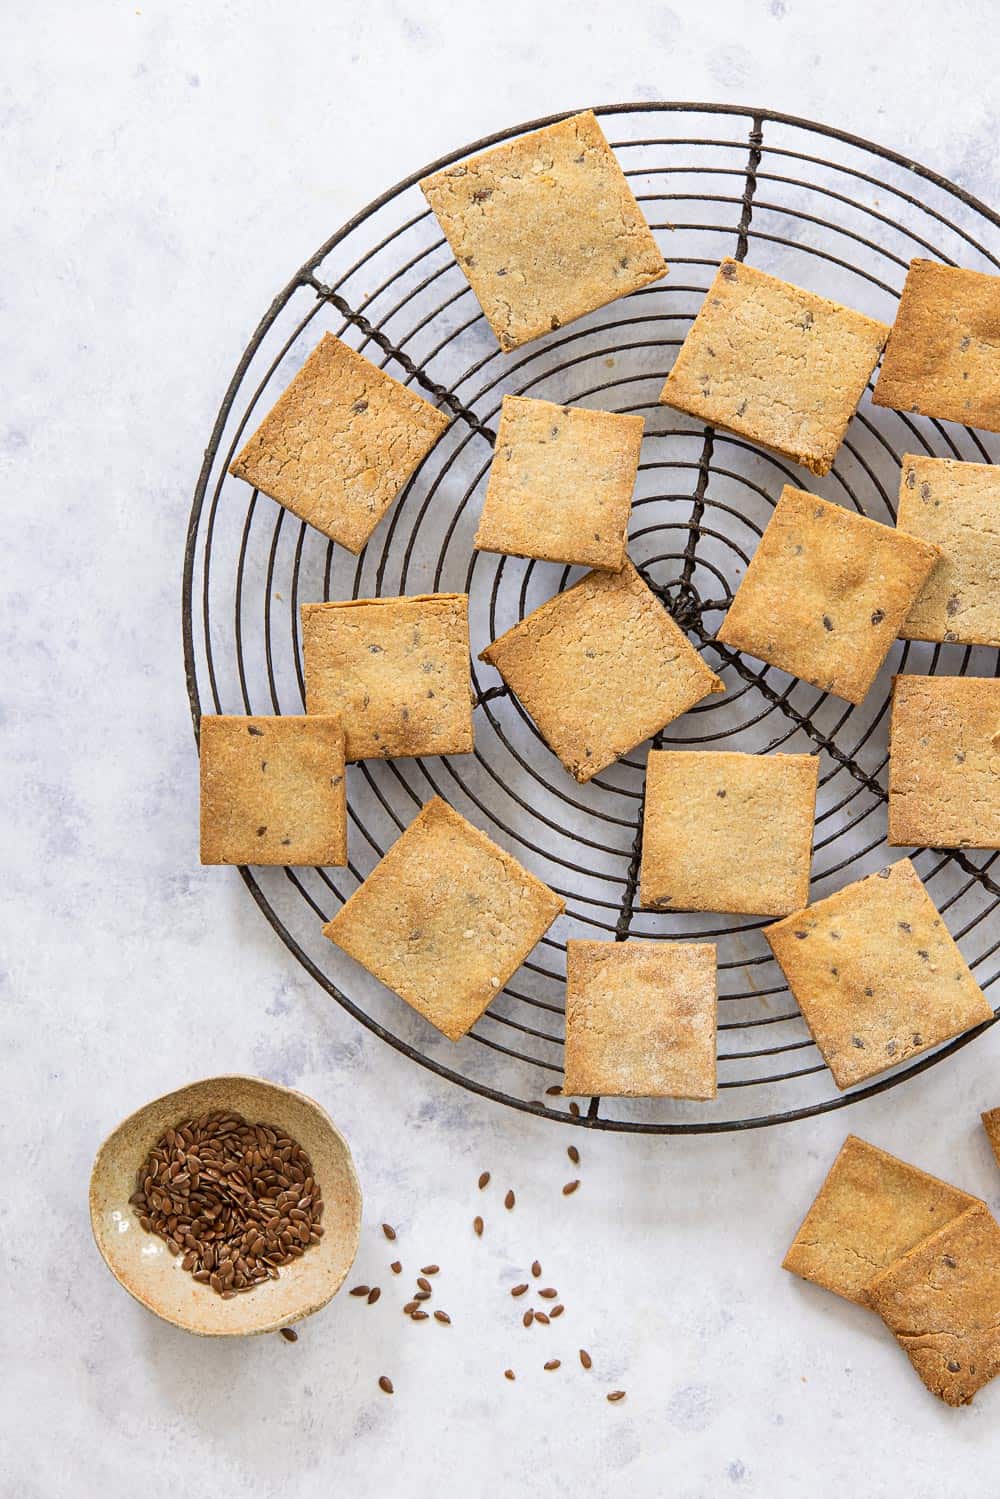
90,1074,362,1337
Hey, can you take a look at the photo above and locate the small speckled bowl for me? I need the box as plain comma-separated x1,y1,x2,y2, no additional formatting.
89,1074,362,1337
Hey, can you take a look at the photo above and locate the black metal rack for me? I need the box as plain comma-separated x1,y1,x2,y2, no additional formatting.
183,104,1000,1132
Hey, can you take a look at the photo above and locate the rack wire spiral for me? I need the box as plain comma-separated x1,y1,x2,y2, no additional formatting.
183,103,1000,1133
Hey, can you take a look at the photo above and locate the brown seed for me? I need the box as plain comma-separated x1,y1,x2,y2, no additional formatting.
531,1260,542,1278
539,1288,558,1299
504,1369,516,1381
473,1216,484,1237
279,1326,298,1343
545,1085,562,1096
390,1261,402,1275
523,1309,534,1327
510,1284,529,1297
579,1349,592,1369
382,1223,396,1241
568,1102,581,1117
550,1305,564,1318
367,1286,381,1305
562,1180,580,1196
378,1376,394,1395
433,1310,451,1324
417,1276,432,1293
413,1290,431,1301
607,1390,626,1403
410,1310,429,1321
478,1172,490,1190
350,1285,371,1297
534,1312,550,1325
420,1265,439,1276
567,1145,580,1165
504,1190,515,1210
544,1359,561,1371
403,1301,419,1314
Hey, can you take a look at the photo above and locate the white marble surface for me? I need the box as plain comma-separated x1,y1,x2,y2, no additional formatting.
5,2,1000,1494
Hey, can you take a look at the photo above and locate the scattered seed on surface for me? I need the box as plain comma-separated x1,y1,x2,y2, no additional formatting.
504,1190,515,1210
279,1327,298,1343
420,1265,439,1276
531,1260,542,1278
350,1285,371,1297
478,1172,490,1190
416,1276,432,1293
390,1261,402,1275
433,1310,451,1324
534,1311,550,1325
523,1309,534,1327
382,1223,396,1241
563,1180,580,1196
607,1390,626,1403
568,1102,581,1117
504,1369,516,1381
511,1283,529,1297
473,1216,484,1237
550,1304,564,1318
579,1349,592,1369
378,1376,394,1395
403,1301,419,1314
413,1290,431,1301
544,1359,561,1371
539,1288,558,1299
567,1145,580,1165
545,1084,562,1096
410,1309,429,1321
367,1286,381,1305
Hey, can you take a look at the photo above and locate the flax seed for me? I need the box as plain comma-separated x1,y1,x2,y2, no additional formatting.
510,1284,529,1297
420,1265,439,1275
550,1305,564,1318
478,1172,491,1190
544,1359,560,1371
433,1310,451,1324
531,1260,542,1278
390,1261,402,1275
378,1376,394,1395
504,1369,515,1381
417,1276,432,1293
367,1286,381,1305
534,1312,550,1325
607,1390,626,1403
473,1216,484,1237
504,1190,515,1210
350,1285,371,1297
382,1223,396,1241
579,1349,592,1369
523,1309,534,1327
539,1288,558,1299
567,1145,580,1165
279,1327,298,1343
562,1180,580,1195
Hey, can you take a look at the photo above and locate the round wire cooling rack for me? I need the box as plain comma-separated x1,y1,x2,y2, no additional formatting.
183,103,1000,1134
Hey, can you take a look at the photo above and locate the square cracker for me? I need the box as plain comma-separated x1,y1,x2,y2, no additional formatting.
420,110,667,352
301,593,474,761
716,486,941,704
639,750,818,917
563,940,717,1100
896,454,1000,647
229,333,449,552
888,675,1000,850
782,1134,980,1306
659,258,889,475
872,258,1000,432
323,797,564,1041
200,715,346,867
765,857,992,1090
983,1109,1000,1169
867,1203,1000,1406
479,560,724,782
474,395,643,571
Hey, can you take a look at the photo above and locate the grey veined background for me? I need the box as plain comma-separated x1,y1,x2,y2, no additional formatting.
4,2,1000,1496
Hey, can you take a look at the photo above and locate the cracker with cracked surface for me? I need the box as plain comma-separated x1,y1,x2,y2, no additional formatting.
765,858,992,1090
323,797,564,1041
474,395,643,571
478,559,724,782
200,715,346,867
658,258,889,475
888,675,1000,850
640,750,818,917
716,486,941,704
782,1134,980,1305
873,259,1000,432
420,110,667,352
563,940,717,1100
867,1202,1000,1406
983,1109,1000,1169
229,333,449,552
301,593,474,761
896,454,1000,647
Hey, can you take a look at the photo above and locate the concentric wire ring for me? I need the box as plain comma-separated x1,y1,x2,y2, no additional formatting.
183,103,1000,1132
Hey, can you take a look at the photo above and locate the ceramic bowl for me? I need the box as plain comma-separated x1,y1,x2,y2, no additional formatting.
89,1074,362,1336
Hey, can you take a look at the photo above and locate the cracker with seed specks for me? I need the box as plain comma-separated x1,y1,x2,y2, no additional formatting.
896,454,1000,647
200,715,346,867
765,858,992,1090
716,486,941,704
479,560,724,782
873,259,1000,432
659,259,889,475
229,333,449,552
563,940,717,1099
983,1109,1000,1170
888,675,1000,850
420,111,667,352
301,593,474,761
867,1203,1000,1406
640,750,818,917
474,395,643,571
323,797,564,1041
782,1135,980,1305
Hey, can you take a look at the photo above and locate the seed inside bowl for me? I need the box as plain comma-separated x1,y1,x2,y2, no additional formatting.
127,1110,323,1298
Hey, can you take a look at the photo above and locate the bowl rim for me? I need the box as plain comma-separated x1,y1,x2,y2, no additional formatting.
89,1073,362,1337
